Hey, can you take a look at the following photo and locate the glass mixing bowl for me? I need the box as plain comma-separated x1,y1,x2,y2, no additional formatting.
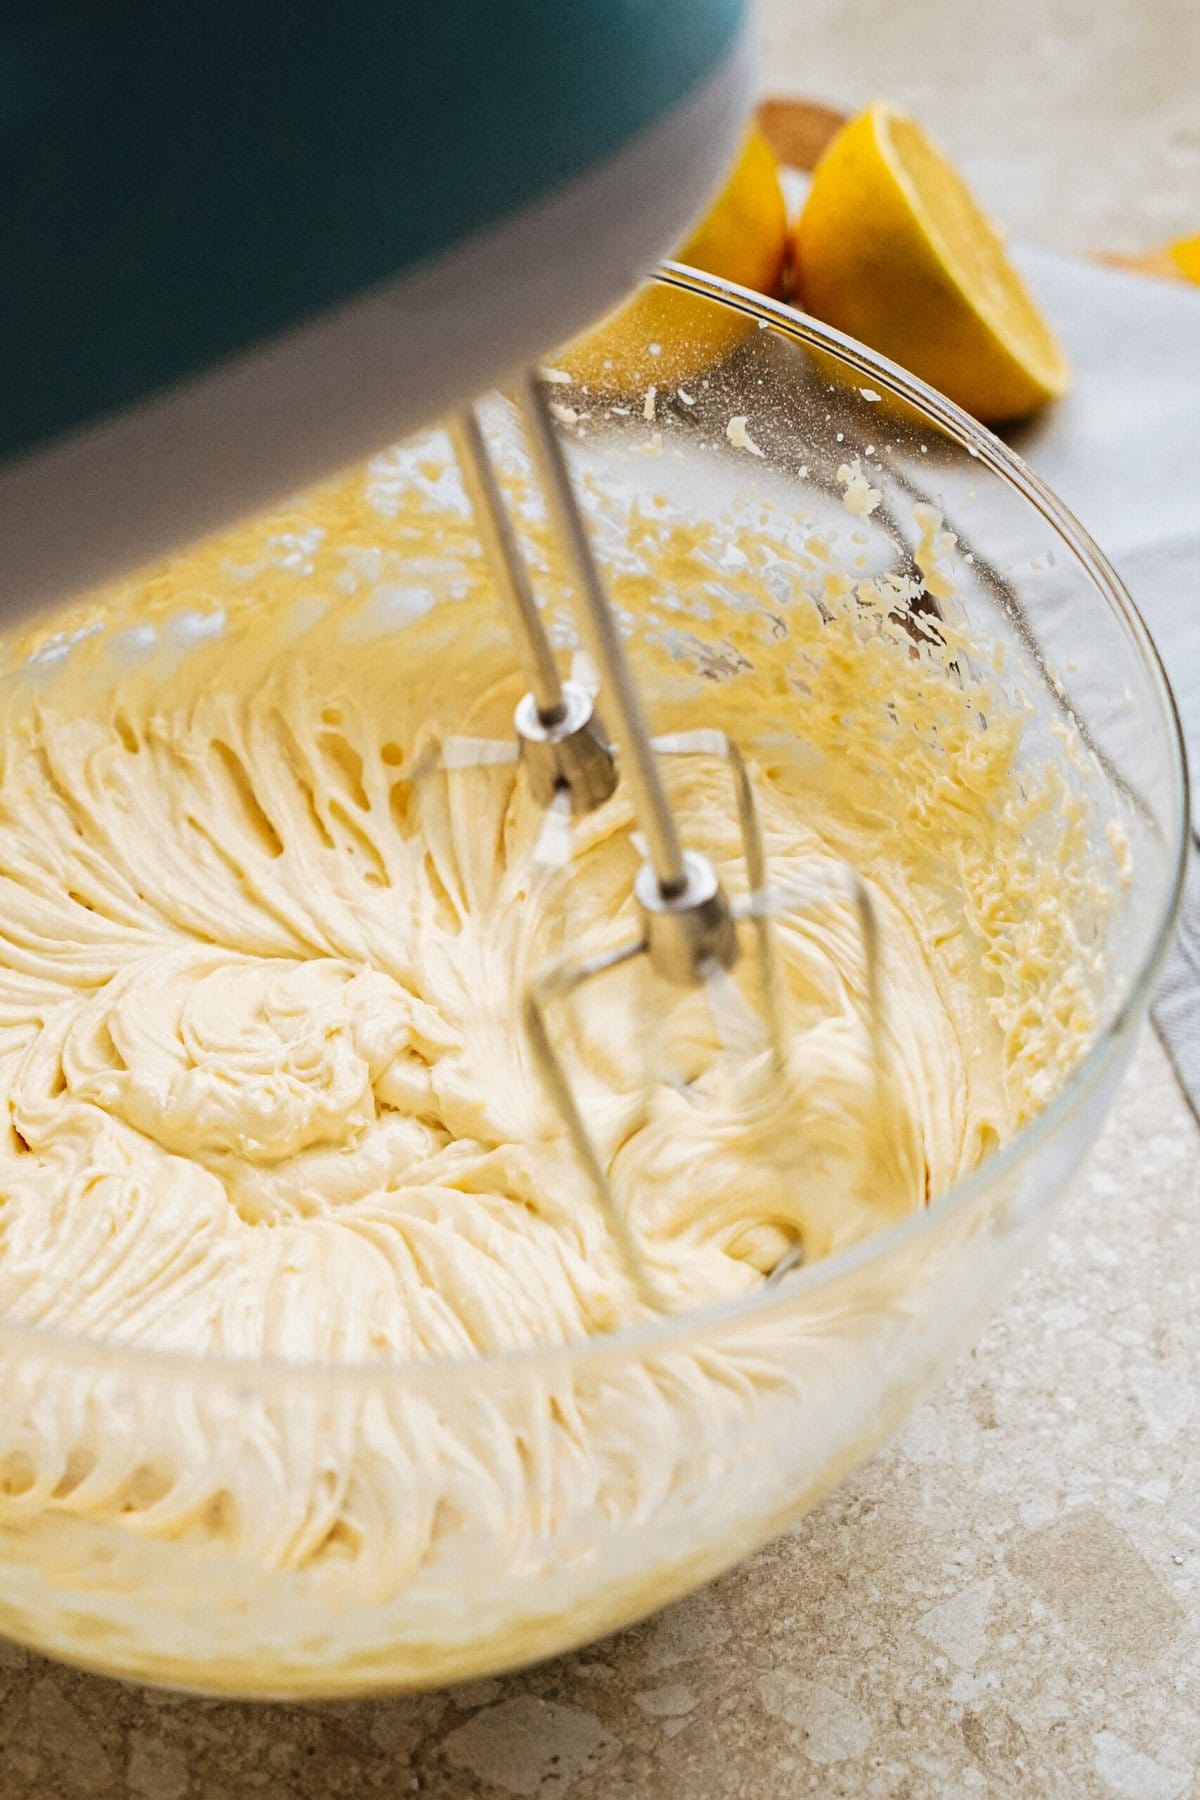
0,269,1185,1697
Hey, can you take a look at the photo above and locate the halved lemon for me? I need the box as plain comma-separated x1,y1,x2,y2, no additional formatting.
793,103,1069,423
1169,234,1200,283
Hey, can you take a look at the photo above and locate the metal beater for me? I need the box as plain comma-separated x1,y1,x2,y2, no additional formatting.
445,371,885,1309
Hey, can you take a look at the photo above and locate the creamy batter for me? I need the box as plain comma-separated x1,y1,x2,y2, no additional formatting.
0,439,1105,1617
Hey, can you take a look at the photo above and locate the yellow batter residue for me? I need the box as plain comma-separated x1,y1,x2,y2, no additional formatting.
0,438,1106,1606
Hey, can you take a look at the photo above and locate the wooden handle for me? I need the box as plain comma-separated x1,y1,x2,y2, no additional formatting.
755,98,847,173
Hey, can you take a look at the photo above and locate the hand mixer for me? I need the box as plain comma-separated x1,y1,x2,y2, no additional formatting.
0,0,882,1307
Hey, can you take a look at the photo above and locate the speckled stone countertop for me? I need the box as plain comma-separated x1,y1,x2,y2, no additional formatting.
761,0,1200,257
2,1027,1197,1799
4,6,1200,1794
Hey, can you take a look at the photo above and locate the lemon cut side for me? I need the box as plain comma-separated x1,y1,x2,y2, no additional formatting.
794,103,1069,423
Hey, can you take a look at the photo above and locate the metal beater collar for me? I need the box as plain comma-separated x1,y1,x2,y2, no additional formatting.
635,850,738,986
514,681,618,815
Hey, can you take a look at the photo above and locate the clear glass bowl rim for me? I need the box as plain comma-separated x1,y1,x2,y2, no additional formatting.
0,263,1187,1394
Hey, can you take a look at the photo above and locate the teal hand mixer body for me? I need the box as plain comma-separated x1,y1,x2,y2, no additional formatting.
1,0,752,607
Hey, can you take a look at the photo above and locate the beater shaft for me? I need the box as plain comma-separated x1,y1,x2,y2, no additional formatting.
451,406,618,815
450,409,565,721
516,370,688,898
